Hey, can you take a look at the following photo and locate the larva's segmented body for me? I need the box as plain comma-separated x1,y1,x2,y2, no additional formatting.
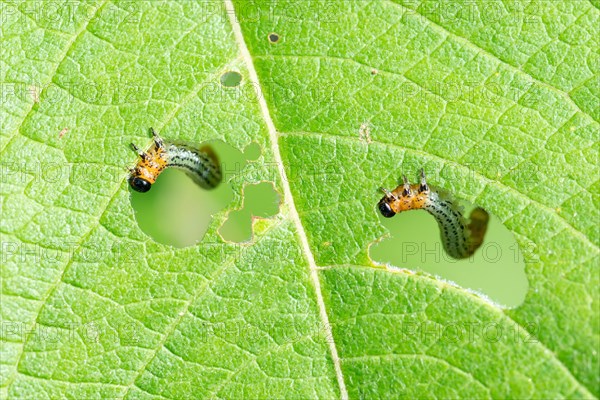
378,170,489,259
128,128,222,193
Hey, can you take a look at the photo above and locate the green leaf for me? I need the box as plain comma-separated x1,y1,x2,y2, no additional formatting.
1,0,598,398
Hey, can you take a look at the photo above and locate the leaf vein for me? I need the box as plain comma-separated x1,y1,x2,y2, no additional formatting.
0,0,110,156
387,0,595,123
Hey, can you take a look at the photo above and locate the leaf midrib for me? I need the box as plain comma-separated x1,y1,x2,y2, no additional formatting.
224,1,348,398
228,1,597,397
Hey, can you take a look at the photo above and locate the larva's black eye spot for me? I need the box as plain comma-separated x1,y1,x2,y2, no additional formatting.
129,177,152,193
268,33,280,43
378,200,396,218
220,71,242,87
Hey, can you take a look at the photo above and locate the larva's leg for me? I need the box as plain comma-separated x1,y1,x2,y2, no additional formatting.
150,127,164,148
130,143,147,159
419,168,428,192
380,187,397,200
401,175,411,196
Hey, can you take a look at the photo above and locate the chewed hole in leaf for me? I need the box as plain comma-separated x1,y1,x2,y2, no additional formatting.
369,204,528,308
219,182,280,243
243,142,261,161
268,33,280,43
220,71,242,87
129,141,247,248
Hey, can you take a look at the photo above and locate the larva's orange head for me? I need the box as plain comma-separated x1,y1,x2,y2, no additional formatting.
129,143,168,192
378,183,430,217
379,170,431,218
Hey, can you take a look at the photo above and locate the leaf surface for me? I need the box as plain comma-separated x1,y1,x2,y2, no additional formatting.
1,0,598,398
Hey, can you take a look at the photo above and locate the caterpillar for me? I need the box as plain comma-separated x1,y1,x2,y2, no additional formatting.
378,169,489,259
128,128,222,193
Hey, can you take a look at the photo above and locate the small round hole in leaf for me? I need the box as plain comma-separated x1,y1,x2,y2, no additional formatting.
244,142,261,161
220,71,242,87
